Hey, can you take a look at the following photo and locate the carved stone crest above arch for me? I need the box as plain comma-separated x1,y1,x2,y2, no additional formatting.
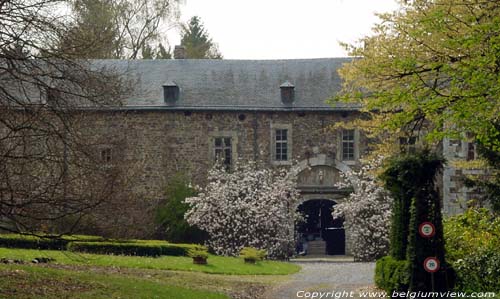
291,154,359,206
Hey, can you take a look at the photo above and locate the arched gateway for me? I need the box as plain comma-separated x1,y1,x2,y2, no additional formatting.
292,154,355,256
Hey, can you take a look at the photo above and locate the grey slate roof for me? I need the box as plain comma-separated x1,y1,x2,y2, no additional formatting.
92,58,359,111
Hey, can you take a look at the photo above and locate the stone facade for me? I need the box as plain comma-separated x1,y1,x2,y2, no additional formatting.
85,109,365,201
75,58,478,252
82,108,365,253
442,137,485,215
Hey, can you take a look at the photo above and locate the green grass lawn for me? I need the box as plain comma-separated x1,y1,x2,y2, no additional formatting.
0,264,229,299
0,247,300,275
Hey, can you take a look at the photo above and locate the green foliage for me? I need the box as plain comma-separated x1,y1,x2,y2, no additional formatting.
444,208,500,292
155,175,207,244
141,43,172,59
444,208,500,262
59,0,180,59
381,151,444,261
337,0,500,152
58,0,121,58
239,247,267,263
0,234,103,250
375,256,410,293
187,246,209,259
380,151,453,292
180,16,222,59
141,43,155,59
67,240,196,257
157,43,172,59
453,247,500,293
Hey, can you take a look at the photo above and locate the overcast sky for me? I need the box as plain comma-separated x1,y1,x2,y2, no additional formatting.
167,0,400,59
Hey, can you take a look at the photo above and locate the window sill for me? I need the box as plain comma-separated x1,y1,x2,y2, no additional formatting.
272,160,292,166
342,160,357,166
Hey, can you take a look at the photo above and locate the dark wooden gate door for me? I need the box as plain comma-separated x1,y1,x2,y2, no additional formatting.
322,203,345,255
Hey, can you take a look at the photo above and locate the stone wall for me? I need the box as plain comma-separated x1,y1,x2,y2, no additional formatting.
83,109,366,200
442,137,485,215
78,109,366,240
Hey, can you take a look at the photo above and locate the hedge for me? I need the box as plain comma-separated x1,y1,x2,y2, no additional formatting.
375,256,410,294
67,241,198,257
0,234,197,257
0,234,103,250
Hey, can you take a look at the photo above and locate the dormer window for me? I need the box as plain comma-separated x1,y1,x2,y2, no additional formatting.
280,81,295,104
46,87,60,106
163,81,179,103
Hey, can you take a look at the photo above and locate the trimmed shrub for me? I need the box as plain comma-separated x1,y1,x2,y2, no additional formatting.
239,247,267,263
0,234,103,250
187,246,209,259
67,240,197,257
375,256,410,293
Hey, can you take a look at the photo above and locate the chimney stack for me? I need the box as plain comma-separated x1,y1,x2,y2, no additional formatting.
174,45,186,59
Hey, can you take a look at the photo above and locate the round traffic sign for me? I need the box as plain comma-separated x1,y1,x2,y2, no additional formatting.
419,222,436,238
423,257,440,273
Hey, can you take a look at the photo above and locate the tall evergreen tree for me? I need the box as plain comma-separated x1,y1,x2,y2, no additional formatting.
58,0,121,58
180,16,222,59
157,43,172,59
59,0,180,59
141,43,155,59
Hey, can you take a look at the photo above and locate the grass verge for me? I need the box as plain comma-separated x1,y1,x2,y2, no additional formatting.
0,264,228,299
0,248,300,275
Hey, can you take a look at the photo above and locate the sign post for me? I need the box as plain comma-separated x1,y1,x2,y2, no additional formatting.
423,257,440,273
424,256,440,291
421,222,439,291
419,222,436,238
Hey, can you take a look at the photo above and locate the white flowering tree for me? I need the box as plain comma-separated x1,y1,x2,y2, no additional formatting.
184,160,300,259
333,157,392,261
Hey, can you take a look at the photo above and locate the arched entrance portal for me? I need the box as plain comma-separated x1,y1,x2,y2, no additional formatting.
296,199,345,255
293,154,356,256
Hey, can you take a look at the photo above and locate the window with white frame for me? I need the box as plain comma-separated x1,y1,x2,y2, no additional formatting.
271,124,292,164
341,129,355,161
275,129,288,161
214,137,232,167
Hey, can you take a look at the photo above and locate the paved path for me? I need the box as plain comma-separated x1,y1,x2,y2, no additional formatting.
264,262,375,299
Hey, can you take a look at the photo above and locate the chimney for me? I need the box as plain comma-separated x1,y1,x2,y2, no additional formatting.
174,45,186,59
280,81,295,104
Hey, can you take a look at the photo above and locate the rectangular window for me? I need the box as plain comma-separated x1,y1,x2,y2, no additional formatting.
342,129,355,161
467,142,475,161
275,129,288,161
100,148,112,163
399,136,417,153
214,137,232,167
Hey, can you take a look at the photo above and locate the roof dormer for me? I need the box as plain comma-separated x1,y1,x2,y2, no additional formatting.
163,81,179,103
280,81,295,104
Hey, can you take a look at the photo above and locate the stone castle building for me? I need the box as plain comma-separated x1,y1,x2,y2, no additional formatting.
83,51,471,254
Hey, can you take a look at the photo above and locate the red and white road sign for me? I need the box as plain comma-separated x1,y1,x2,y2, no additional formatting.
419,222,436,238
423,257,440,273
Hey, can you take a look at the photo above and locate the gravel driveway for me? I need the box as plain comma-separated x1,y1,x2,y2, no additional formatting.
264,262,376,299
